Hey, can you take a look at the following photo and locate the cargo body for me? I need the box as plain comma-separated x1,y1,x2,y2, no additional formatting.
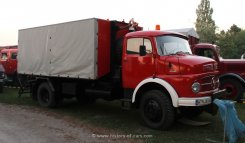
18,18,225,130
18,18,110,79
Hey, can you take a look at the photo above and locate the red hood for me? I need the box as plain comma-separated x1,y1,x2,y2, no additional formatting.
160,54,217,75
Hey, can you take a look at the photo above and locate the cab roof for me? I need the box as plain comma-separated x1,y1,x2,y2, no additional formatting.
1,48,18,53
125,30,187,39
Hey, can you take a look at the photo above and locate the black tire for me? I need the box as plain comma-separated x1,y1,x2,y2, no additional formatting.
179,107,203,119
37,82,57,108
220,78,243,102
140,90,175,130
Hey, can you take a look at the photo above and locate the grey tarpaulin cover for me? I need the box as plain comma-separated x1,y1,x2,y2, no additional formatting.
18,18,98,79
166,28,199,39
213,99,245,143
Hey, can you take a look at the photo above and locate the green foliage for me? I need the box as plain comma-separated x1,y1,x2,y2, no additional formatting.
216,25,245,59
196,0,217,43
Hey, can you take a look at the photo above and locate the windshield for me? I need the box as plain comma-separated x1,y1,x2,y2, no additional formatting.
156,35,192,56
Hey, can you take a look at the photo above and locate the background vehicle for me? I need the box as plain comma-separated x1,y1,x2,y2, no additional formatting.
18,18,224,130
172,28,245,102
0,64,5,93
193,44,245,102
0,46,18,85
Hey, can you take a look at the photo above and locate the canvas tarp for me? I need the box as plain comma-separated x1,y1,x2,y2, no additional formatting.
18,18,98,79
167,28,199,39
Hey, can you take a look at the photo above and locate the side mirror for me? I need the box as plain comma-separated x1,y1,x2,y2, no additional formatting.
139,45,146,56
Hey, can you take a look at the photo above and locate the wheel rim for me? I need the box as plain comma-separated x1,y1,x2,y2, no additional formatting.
40,88,50,104
144,99,162,122
223,84,237,100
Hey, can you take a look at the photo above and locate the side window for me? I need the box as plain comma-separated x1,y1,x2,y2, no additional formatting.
11,52,17,60
1,53,8,60
144,39,153,54
204,49,215,59
127,38,152,55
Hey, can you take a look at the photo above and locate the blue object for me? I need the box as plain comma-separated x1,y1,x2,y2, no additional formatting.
213,99,245,143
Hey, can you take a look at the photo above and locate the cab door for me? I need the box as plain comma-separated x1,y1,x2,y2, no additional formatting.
122,37,155,88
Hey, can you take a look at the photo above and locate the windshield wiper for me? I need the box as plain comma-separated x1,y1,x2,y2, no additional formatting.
168,51,189,55
175,51,185,54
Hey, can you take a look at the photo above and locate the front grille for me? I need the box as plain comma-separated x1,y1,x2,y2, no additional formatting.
198,75,219,93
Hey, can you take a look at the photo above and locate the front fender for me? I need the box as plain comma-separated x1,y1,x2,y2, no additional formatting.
132,78,179,107
220,73,245,85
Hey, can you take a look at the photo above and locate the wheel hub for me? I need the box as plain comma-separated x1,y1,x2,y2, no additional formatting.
144,99,162,122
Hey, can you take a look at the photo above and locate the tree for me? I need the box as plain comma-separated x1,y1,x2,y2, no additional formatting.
228,24,241,36
195,0,216,43
216,25,245,59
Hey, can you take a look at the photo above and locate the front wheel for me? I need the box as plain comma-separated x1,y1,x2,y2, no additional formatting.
140,90,175,130
220,78,244,102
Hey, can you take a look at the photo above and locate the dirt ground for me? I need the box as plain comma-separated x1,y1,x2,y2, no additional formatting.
0,103,135,143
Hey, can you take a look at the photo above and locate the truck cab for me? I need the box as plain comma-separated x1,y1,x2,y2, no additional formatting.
121,31,225,129
123,31,220,99
193,43,245,102
0,47,18,85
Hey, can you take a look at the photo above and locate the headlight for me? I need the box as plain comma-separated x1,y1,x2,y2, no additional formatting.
192,82,200,93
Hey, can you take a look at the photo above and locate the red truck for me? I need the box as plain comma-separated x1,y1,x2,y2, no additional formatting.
0,46,18,85
172,28,245,102
18,18,225,130
193,44,245,102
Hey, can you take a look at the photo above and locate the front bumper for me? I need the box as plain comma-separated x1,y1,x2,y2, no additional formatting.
178,89,227,107
211,89,227,100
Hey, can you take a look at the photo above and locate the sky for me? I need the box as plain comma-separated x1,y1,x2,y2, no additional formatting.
0,0,244,45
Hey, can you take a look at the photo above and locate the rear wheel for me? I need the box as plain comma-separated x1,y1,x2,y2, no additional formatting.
220,78,243,102
37,82,58,108
140,90,175,130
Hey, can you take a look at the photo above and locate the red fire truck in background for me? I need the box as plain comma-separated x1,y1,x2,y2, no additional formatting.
0,45,18,85
173,28,245,102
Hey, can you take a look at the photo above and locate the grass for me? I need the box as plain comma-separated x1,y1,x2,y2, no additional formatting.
0,87,245,143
